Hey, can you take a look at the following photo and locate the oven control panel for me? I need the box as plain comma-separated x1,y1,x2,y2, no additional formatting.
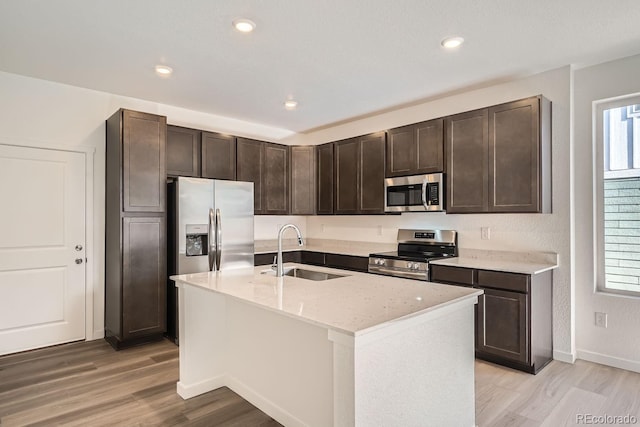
368,257,429,281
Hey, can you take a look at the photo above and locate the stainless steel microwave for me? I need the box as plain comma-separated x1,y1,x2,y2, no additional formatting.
384,173,445,212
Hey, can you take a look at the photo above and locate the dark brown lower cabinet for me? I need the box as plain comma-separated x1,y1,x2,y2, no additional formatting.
254,250,368,273
430,264,552,374
324,253,368,272
106,216,167,350
476,288,528,365
254,251,301,266
300,251,326,267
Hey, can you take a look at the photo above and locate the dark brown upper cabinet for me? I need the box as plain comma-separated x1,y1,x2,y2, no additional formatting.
489,96,551,213
445,95,551,214
290,146,316,215
236,138,264,214
119,110,166,212
201,131,236,180
335,132,386,214
167,126,236,180
386,118,444,177
334,138,360,214
316,143,334,215
445,108,489,213
359,132,386,214
236,138,289,215
167,125,200,177
263,142,290,215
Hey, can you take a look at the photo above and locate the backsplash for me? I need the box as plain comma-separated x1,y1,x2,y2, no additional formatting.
254,215,308,240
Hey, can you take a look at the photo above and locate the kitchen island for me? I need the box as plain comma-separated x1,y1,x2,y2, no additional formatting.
171,264,482,427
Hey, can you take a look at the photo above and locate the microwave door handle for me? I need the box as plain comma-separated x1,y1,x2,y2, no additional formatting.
422,180,429,209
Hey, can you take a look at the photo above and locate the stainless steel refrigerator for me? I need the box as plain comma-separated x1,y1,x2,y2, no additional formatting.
167,177,254,343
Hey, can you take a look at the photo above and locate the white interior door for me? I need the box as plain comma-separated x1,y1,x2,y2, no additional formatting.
0,144,86,356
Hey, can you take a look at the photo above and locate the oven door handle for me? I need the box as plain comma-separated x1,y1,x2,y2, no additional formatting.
422,179,429,209
371,267,427,280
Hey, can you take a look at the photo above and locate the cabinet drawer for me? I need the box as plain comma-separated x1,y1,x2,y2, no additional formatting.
301,251,326,266
325,253,368,272
254,253,274,266
477,270,529,293
254,251,301,266
429,265,474,286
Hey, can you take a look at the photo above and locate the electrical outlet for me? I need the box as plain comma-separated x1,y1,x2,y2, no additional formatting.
595,312,608,328
321,223,325,233
481,227,491,240
377,225,383,236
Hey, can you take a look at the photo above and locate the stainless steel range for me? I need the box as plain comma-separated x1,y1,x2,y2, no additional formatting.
368,229,457,281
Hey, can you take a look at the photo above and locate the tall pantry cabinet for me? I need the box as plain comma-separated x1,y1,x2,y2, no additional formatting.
105,109,167,349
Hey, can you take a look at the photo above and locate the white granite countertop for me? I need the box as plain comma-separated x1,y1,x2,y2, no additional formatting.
430,249,559,275
171,263,482,336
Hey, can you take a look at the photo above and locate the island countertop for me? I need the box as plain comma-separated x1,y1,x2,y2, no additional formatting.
171,263,482,337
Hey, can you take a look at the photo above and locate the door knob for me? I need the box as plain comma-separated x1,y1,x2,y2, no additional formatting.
75,258,83,264
75,245,83,251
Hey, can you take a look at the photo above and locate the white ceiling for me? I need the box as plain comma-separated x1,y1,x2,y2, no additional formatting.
1,0,640,134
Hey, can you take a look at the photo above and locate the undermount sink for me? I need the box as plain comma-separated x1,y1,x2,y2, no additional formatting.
261,267,348,281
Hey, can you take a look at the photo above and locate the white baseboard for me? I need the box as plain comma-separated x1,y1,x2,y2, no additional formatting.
226,375,308,427
92,329,104,340
177,376,225,399
577,349,640,373
553,349,576,363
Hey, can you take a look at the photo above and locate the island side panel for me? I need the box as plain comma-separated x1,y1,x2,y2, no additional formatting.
176,282,228,398
327,330,355,427
331,298,477,427
224,297,334,427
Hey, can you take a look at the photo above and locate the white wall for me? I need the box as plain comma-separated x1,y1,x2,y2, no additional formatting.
287,67,575,361
574,54,640,372
0,70,292,339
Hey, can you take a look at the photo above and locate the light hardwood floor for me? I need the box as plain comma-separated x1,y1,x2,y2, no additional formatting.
476,358,640,426
0,339,281,426
1,339,639,426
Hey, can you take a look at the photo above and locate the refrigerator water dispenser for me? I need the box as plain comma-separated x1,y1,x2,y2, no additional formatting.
185,224,208,256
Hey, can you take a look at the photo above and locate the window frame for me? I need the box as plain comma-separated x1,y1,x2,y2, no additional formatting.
594,92,640,297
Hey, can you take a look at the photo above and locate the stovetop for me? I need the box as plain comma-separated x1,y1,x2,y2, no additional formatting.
368,230,457,281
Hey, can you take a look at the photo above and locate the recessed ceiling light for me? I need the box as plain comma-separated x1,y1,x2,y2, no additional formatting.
155,65,173,77
441,36,464,49
233,18,256,33
284,100,298,110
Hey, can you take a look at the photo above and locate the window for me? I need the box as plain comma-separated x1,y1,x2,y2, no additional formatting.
596,94,640,295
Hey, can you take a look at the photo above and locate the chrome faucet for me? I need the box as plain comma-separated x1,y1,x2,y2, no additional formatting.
277,224,304,277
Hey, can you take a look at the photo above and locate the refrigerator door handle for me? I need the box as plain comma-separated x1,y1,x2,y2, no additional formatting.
208,208,215,271
215,208,222,270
